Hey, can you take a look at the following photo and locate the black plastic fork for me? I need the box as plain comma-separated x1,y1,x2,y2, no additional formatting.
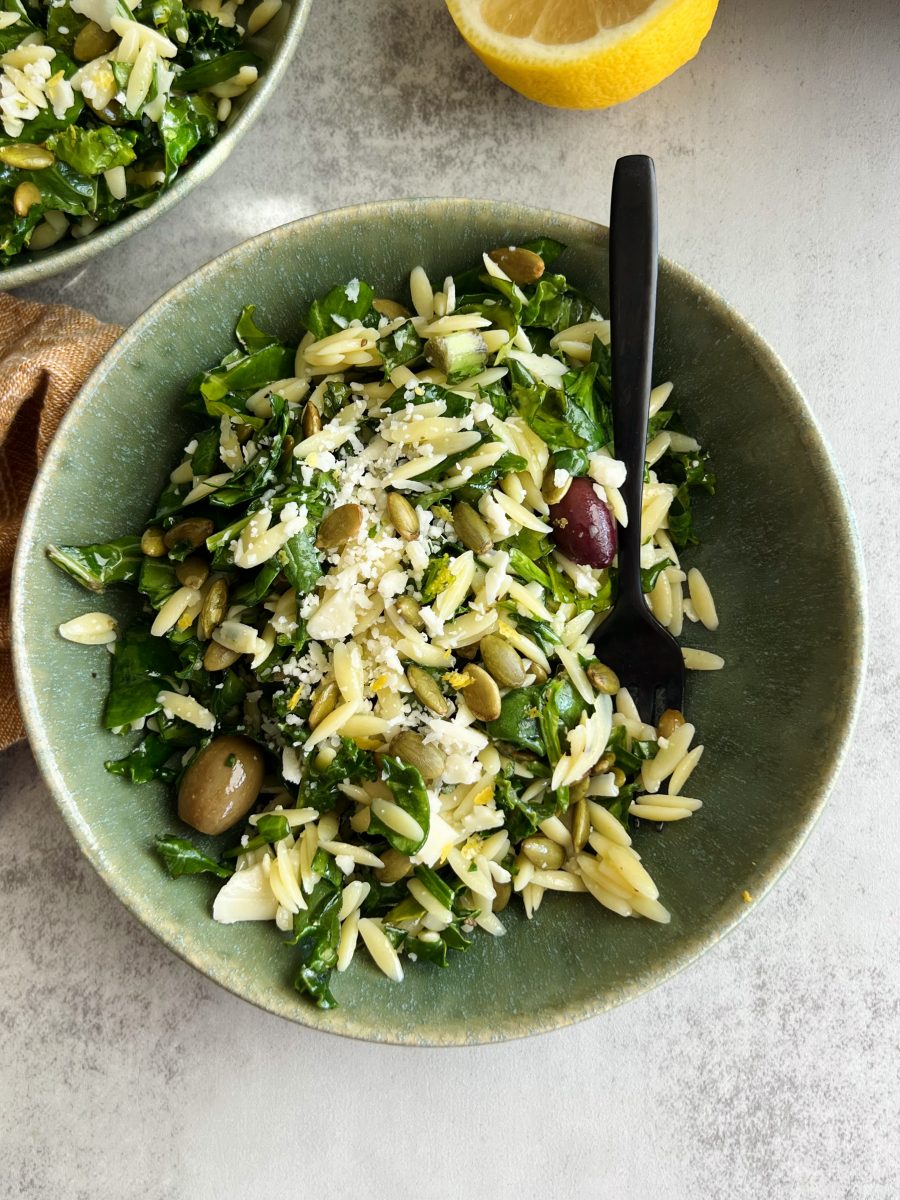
591,155,685,724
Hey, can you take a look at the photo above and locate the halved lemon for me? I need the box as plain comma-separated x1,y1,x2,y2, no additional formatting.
445,0,719,109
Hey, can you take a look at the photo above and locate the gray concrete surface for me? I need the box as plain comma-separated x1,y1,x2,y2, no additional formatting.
4,1,899,1197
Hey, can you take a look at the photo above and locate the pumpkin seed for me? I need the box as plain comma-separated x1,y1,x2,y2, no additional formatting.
452,501,493,555
389,731,445,782
406,665,450,717
73,19,117,61
570,776,590,803
521,836,564,870
488,246,545,285
13,181,40,217
279,434,294,466
373,297,411,320
542,464,572,506
612,767,626,788
140,527,166,557
572,798,591,853
529,661,549,684
387,492,420,540
202,641,241,672
586,660,620,695
308,679,339,729
302,401,321,438
394,595,424,630
480,633,526,688
316,503,363,550
492,881,512,913
197,578,228,641
0,143,54,170
164,517,213,553
657,708,686,739
90,99,126,126
591,752,616,775
461,664,501,722
453,641,478,661
376,847,413,883
236,423,254,443
175,555,209,590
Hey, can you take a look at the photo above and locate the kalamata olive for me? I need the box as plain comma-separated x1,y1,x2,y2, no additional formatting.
177,735,265,835
548,476,617,568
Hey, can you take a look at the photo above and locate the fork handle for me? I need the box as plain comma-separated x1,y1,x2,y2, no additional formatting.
609,154,659,606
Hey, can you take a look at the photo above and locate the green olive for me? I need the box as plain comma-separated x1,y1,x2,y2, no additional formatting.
141,527,166,557
177,735,265,835
376,847,413,883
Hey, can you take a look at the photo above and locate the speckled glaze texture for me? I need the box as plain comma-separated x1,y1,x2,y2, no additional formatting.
0,0,314,290
12,201,865,1045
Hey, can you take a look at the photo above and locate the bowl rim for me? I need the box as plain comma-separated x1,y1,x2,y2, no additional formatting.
11,198,869,1045
0,0,315,291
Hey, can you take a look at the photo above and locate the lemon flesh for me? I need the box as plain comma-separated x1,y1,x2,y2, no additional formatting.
446,0,719,109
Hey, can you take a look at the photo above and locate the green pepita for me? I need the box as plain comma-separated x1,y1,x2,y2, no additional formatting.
302,401,321,438
591,752,616,776
492,881,512,913
406,665,450,717
480,633,526,689
461,663,501,723
316,503,363,550
13,181,40,217
572,798,591,853
373,298,411,320
542,464,572,506
197,577,228,641
202,641,241,672
164,517,213,553
394,595,424,630
0,143,54,170
452,501,493,555
389,731,445,782
308,680,339,730
387,492,420,540
586,660,620,695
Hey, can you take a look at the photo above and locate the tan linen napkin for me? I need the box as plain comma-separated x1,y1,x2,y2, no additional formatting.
0,292,122,748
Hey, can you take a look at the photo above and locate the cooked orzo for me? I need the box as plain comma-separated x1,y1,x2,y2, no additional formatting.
49,238,720,1008
0,0,278,263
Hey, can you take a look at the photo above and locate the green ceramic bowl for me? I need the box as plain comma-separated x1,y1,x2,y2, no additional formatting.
1,0,313,290
12,200,866,1044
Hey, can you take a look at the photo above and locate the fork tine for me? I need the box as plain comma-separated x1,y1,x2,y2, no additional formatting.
662,674,685,718
632,685,654,725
